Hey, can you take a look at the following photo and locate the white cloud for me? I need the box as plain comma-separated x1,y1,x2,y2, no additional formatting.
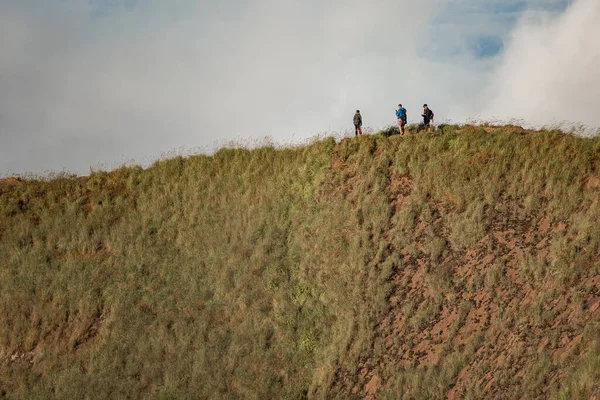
481,0,600,129
0,0,439,174
0,0,596,175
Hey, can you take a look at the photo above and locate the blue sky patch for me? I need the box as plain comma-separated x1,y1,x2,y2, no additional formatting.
469,35,504,58
89,0,138,19
423,0,570,60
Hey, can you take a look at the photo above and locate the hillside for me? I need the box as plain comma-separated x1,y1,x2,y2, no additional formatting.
1,125,600,399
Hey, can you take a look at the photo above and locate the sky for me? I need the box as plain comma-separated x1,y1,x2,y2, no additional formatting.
1,0,598,175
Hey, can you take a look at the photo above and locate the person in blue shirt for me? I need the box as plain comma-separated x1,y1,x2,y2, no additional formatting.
396,104,407,136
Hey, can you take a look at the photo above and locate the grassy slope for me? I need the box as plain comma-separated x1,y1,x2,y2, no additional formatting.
1,125,599,399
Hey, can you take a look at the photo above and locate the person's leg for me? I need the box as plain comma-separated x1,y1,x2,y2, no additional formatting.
359,126,363,135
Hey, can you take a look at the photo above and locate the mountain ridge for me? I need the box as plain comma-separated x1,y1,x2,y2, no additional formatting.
1,124,599,399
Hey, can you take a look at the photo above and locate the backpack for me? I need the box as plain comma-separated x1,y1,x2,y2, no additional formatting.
402,109,407,122
430,110,434,120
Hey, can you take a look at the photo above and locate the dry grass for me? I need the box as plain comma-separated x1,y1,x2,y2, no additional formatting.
1,126,600,399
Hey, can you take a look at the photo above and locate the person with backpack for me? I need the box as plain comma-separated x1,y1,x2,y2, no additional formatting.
353,110,363,136
396,104,407,136
422,104,434,133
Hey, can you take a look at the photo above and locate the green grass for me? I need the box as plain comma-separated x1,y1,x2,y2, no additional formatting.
1,126,600,399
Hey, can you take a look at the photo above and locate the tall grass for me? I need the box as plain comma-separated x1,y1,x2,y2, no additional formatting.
1,126,599,399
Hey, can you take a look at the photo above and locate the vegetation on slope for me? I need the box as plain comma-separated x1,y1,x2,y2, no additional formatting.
1,125,600,399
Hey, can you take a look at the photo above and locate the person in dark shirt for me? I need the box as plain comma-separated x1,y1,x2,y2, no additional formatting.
422,104,434,133
354,110,363,136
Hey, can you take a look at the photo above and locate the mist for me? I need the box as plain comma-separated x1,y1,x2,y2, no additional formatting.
0,0,595,175
481,0,600,129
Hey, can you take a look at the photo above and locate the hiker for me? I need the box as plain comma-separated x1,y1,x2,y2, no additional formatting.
354,110,363,136
422,104,434,133
396,104,407,136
